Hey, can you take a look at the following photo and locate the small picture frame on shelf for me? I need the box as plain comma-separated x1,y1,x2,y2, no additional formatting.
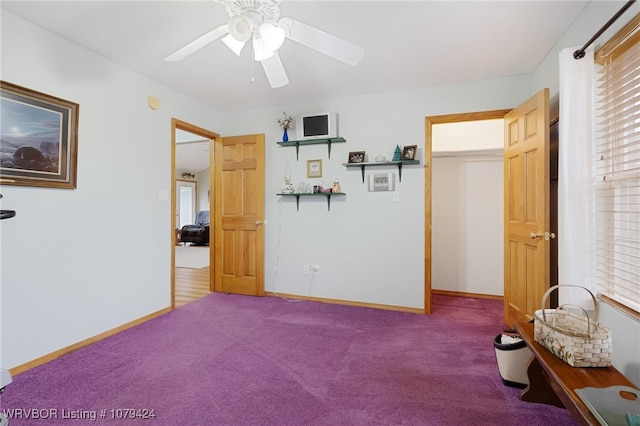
348,151,366,163
307,159,322,178
402,145,417,160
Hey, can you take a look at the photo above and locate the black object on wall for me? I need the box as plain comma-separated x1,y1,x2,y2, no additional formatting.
0,194,16,220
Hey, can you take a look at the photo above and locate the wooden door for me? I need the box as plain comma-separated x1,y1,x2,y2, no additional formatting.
504,88,550,327
213,134,265,296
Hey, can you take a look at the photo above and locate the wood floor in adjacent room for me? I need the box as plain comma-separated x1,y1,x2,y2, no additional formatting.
175,266,211,307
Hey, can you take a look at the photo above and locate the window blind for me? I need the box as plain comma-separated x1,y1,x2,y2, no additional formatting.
594,15,640,314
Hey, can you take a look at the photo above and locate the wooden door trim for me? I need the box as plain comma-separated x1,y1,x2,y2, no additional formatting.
171,118,220,308
424,109,511,314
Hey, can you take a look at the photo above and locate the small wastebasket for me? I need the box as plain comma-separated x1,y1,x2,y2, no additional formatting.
493,334,533,389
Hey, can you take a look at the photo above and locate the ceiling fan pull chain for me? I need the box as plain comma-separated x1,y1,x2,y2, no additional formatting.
251,42,256,83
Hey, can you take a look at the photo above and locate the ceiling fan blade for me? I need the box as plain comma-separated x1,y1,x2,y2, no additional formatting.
261,52,289,88
279,17,364,66
164,24,229,62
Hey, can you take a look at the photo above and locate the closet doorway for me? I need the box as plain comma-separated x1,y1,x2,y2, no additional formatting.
172,119,219,308
424,110,510,314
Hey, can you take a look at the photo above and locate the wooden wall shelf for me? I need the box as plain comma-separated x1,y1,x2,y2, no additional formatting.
342,160,420,182
277,137,346,160
277,192,346,211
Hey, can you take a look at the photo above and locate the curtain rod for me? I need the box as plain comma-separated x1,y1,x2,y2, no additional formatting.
574,0,637,59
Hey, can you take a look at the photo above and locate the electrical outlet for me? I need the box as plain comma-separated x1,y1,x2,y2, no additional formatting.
303,264,309,275
393,192,400,202
312,265,320,275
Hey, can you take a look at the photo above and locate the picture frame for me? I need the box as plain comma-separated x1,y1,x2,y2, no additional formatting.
307,159,322,178
0,81,79,189
402,145,417,161
348,151,366,163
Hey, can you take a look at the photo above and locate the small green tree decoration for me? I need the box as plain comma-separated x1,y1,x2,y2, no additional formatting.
392,145,402,161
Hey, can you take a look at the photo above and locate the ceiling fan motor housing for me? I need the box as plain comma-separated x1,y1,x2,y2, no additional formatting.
222,0,281,24
222,0,283,45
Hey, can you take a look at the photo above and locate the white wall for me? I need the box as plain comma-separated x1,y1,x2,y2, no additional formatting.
220,78,530,309
0,12,224,369
432,119,504,152
196,169,210,213
432,156,503,296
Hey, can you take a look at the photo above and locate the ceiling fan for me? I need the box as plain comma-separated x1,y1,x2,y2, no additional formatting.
164,0,364,88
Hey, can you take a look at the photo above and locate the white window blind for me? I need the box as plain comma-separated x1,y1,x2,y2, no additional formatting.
594,15,640,315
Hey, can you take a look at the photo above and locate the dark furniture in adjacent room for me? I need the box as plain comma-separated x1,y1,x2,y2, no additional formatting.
180,210,210,246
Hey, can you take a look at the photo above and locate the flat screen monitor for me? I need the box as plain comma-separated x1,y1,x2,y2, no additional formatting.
297,112,337,140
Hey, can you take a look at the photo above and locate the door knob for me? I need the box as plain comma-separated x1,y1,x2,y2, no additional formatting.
530,232,556,240
255,220,263,226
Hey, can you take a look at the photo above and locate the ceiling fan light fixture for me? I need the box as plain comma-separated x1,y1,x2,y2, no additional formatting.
166,1,365,89
259,22,285,51
229,15,253,42
222,34,246,56
253,37,275,61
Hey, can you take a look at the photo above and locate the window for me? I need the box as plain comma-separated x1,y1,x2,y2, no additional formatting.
594,14,640,315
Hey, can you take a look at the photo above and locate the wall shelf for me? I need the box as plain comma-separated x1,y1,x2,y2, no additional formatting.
277,192,346,211
277,137,346,160
342,160,420,182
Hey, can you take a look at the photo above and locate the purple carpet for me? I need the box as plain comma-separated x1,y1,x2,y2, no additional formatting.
1,294,576,425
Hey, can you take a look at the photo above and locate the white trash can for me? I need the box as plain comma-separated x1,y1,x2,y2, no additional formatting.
493,334,533,389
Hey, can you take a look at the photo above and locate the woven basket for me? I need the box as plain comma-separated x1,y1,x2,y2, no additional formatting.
534,285,612,367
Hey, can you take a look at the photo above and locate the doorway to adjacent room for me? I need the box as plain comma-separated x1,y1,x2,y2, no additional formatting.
172,119,218,308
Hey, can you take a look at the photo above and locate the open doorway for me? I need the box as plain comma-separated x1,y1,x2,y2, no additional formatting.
424,107,558,317
171,119,219,308
424,110,510,314
431,118,505,299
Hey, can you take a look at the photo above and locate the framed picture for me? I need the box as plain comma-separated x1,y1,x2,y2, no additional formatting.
0,81,79,189
348,151,366,163
307,159,322,178
402,145,417,160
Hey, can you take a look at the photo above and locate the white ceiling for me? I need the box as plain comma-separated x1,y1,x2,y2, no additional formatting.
2,0,598,173
2,0,592,112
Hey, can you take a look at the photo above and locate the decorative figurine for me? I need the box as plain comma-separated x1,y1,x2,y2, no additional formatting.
332,178,341,193
281,158,294,193
297,182,309,194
